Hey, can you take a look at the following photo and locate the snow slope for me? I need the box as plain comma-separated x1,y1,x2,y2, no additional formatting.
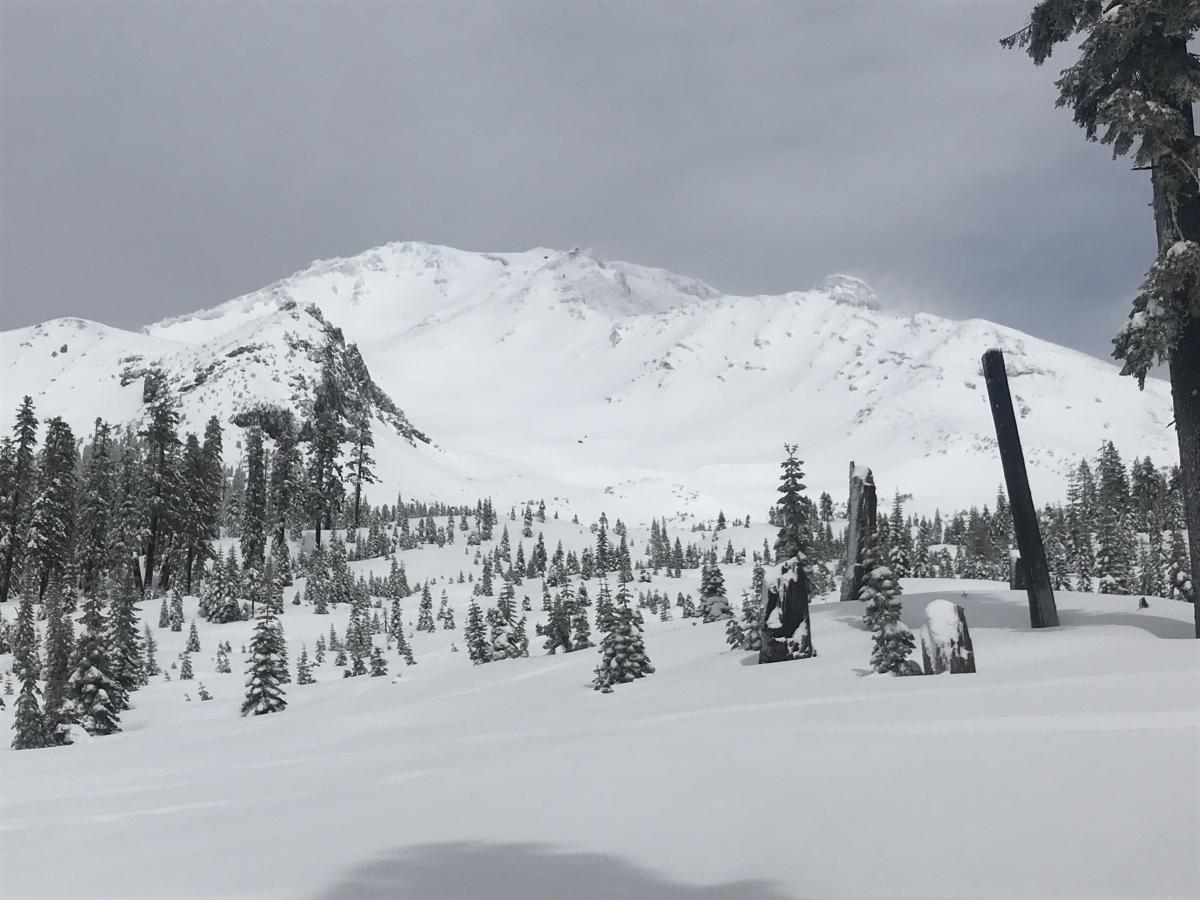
1,243,1178,517
1,515,1197,899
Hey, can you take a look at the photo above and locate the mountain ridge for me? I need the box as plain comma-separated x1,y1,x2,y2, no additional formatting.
1,241,1176,519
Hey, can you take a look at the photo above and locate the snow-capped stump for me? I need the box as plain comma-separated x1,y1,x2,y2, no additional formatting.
758,556,815,663
918,599,976,675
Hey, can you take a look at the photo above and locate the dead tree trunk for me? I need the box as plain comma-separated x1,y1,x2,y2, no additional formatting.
840,463,877,602
759,557,815,663
982,349,1059,629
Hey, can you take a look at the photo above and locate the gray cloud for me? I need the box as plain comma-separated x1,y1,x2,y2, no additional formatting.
0,0,1157,360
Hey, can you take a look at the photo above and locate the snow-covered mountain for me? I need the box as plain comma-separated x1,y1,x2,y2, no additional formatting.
1,242,1177,517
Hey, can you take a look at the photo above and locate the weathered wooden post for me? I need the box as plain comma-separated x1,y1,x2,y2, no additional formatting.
840,463,877,602
982,349,1059,628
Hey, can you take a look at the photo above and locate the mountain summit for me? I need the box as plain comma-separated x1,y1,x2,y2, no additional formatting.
1,242,1176,517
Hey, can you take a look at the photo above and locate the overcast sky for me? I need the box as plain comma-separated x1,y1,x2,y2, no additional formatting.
0,1,1158,360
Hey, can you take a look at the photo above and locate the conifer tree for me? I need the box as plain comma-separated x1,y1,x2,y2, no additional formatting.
542,583,575,655
437,590,455,629
725,614,746,649
107,570,144,700
571,603,593,650
0,397,39,602
25,416,77,598
740,588,762,651
139,372,183,591
593,583,654,692
182,618,200,654
11,659,47,749
1166,530,1195,603
1004,0,1200,637
11,592,39,681
169,588,185,631
68,595,123,735
774,444,811,563
302,366,346,547
42,582,74,743
395,620,415,665
296,645,315,684
142,624,161,678
858,533,898,633
698,562,731,622
347,417,378,530
179,653,194,680
158,596,170,629
77,419,115,595
241,604,287,716
369,644,388,677
416,582,435,632
465,597,489,664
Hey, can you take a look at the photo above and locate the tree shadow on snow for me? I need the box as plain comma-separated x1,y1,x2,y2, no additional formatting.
311,841,803,900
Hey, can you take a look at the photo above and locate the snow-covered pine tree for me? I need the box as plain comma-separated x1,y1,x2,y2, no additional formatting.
592,583,654,693
107,570,143,702
1004,0,1200,638
169,588,185,631
437,590,455,629
725,614,746,649
490,577,524,659
296,645,315,684
858,532,897,632
0,397,39,602
416,582,435,632
10,660,47,749
241,604,287,716
1166,530,1195,603
465,597,489,664
76,419,115,596
25,416,77,599
542,583,575,654
369,645,388,677
179,652,194,680
571,603,593,650
185,618,201,654
67,595,123,735
740,588,762,652
11,592,39,682
41,581,73,743
347,416,378,530
142,624,161,677
698,562,731,622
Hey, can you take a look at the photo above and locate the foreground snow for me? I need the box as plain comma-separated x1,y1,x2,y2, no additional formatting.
2,575,1197,900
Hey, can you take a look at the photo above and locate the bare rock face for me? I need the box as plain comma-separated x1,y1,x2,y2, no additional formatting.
918,599,976,675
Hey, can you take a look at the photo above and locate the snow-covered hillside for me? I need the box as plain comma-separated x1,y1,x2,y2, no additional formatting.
2,514,1197,899
1,242,1178,517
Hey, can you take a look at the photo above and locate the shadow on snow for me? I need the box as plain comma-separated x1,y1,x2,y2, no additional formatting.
311,841,803,900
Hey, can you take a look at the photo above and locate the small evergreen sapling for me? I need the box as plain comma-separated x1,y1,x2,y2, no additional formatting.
241,605,287,717
185,620,201,653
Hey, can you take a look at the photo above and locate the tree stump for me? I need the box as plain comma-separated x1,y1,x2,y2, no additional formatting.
758,556,815,663
840,463,877,602
918,599,976,674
